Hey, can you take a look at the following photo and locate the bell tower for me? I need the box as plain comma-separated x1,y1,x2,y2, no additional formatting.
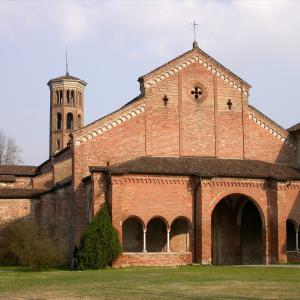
47,70,87,156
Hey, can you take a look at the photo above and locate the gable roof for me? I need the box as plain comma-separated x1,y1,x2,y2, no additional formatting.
0,165,37,176
90,156,300,181
139,46,251,94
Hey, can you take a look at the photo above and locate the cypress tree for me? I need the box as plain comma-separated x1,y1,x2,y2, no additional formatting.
78,203,121,269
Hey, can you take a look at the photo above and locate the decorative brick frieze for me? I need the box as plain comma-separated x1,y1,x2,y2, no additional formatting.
143,50,249,96
112,174,190,185
248,107,296,150
74,104,145,146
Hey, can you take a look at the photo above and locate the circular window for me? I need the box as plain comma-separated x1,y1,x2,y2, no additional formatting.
190,83,206,102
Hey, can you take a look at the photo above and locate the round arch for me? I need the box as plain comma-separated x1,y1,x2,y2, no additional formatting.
146,216,167,252
170,216,192,253
122,215,145,228
122,216,144,252
211,191,266,229
211,193,265,265
146,215,170,229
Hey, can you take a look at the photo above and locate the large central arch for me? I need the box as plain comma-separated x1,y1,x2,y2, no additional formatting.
211,194,264,265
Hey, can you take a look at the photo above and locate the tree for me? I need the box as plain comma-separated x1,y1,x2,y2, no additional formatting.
78,204,122,269
0,220,66,271
0,129,22,165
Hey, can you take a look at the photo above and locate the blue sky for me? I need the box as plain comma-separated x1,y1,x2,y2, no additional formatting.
1,0,300,165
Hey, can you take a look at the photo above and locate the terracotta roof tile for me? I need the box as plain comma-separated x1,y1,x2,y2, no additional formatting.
0,165,37,176
0,175,16,182
90,157,300,181
0,188,45,198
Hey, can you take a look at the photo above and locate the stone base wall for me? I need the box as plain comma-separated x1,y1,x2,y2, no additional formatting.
287,251,300,263
113,252,192,268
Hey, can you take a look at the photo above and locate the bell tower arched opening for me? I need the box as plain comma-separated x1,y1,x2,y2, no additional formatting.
48,74,87,156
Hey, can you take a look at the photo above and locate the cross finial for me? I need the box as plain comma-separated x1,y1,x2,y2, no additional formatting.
66,51,69,76
191,21,199,48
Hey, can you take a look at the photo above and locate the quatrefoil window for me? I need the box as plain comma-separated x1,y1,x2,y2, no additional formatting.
191,87,203,100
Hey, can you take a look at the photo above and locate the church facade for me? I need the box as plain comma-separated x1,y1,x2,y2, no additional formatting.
1,43,300,266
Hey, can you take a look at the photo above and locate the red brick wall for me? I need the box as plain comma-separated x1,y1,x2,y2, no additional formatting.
113,252,192,268
32,171,53,189
244,115,296,164
110,174,193,246
0,198,37,224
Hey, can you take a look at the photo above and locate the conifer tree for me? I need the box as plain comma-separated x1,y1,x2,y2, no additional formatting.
78,203,121,269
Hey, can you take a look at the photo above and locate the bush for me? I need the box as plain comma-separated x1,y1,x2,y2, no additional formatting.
0,220,66,271
78,203,122,269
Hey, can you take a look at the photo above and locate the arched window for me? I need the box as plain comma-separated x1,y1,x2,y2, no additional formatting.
59,90,63,103
170,217,191,252
57,139,60,150
146,217,167,252
56,113,62,130
67,90,71,103
78,114,82,128
56,91,59,104
66,113,73,130
71,90,74,103
122,217,143,252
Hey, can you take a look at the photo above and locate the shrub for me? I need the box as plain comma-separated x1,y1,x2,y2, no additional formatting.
0,220,66,271
78,203,122,269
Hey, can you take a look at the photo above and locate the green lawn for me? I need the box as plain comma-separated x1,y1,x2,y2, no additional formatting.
1,265,300,299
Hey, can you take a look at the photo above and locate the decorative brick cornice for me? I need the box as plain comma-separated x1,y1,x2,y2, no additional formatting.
143,50,249,96
74,104,145,146
201,178,265,189
248,106,296,150
112,174,190,185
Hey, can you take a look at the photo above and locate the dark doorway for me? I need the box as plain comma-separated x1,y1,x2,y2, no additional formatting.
286,220,296,251
240,201,263,264
212,195,264,265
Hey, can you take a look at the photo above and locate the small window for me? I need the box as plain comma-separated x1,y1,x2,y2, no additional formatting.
71,90,74,103
59,90,63,103
56,91,60,104
67,113,73,130
56,113,62,130
78,114,82,127
57,139,60,150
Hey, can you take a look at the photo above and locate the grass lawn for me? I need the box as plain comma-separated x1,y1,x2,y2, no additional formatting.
0,265,300,299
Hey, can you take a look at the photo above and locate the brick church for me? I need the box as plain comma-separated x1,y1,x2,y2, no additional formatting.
1,41,300,266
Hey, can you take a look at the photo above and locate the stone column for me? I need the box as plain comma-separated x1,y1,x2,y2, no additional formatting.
143,228,147,253
167,228,171,252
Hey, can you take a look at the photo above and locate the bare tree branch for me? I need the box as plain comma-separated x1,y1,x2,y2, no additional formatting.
0,130,23,165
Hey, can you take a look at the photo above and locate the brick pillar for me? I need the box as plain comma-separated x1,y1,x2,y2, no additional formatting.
265,180,277,264
277,183,287,263
92,172,107,216
198,181,212,265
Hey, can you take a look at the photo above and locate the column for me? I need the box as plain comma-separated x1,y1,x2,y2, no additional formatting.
296,228,299,251
143,228,147,253
167,228,171,252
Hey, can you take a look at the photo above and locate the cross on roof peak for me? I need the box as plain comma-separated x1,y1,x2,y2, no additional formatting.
191,21,199,49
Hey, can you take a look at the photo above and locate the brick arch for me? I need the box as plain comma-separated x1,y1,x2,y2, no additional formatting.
210,190,266,229
146,215,169,229
211,192,265,265
122,215,145,228
122,216,144,252
287,218,298,230
170,216,192,228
